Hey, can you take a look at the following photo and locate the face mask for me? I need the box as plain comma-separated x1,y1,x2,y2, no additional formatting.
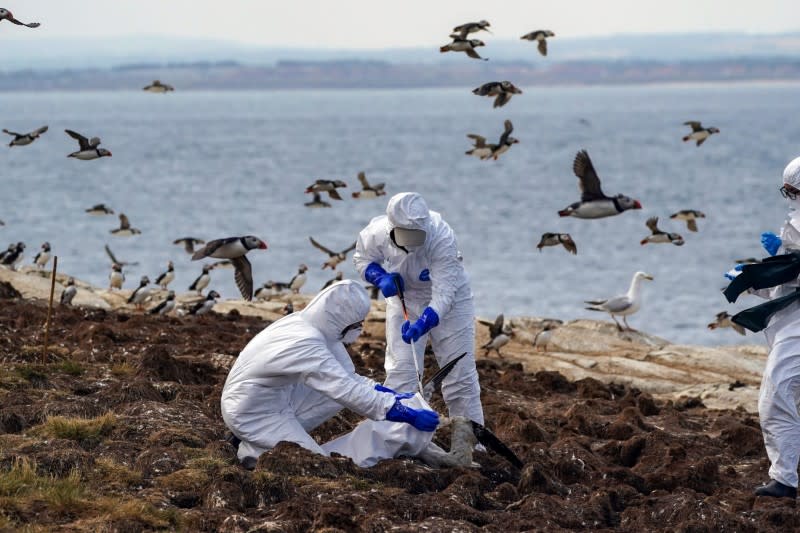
341,327,362,344
392,227,426,247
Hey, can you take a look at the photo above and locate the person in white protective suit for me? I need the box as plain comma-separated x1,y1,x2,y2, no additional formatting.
220,280,439,468
353,192,485,425
742,156,800,499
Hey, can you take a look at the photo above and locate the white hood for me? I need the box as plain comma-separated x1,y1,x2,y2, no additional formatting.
386,192,431,232
781,156,800,250
301,280,370,340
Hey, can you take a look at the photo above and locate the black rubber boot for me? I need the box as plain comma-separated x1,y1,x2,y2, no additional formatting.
755,480,797,499
241,456,257,471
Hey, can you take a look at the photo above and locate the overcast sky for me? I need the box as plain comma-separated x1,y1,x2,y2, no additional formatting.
2,0,798,47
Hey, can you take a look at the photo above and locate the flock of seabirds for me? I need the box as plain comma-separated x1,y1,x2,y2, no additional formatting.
0,9,741,349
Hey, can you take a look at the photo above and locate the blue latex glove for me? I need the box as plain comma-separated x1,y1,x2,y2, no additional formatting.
374,384,413,399
419,269,430,282
761,232,782,256
364,262,404,298
385,398,439,432
724,264,745,281
401,306,440,344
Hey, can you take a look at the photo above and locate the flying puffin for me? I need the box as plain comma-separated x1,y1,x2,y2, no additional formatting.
351,172,386,199
65,129,112,160
305,180,347,200
173,237,205,255
85,204,115,216
191,236,267,301
682,121,720,147
110,214,141,237
670,210,706,232
0,8,40,28
536,233,577,255
451,20,491,39
520,30,555,56
309,236,357,270
3,125,48,147
472,81,522,108
304,192,332,208
640,217,684,246
558,150,642,219
440,37,487,60
143,80,175,93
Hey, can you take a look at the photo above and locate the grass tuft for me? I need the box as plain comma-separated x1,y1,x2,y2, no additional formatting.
0,458,87,517
92,458,142,487
34,412,116,443
57,360,85,376
110,362,136,378
15,364,47,383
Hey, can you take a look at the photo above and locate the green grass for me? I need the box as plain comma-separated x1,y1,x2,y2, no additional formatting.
0,458,86,513
57,360,85,376
15,364,47,383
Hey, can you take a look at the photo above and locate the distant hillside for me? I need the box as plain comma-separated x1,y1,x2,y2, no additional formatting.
0,57,798,90
1,32,799,71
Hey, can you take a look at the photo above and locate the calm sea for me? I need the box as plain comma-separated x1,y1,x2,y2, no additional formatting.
2,83,800,345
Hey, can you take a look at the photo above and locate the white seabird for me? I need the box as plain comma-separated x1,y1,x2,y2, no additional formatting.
584,271,654,331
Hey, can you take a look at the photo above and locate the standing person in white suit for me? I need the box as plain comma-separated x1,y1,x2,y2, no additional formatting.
735,156,800,499
220,280,439,468
353,192,485,425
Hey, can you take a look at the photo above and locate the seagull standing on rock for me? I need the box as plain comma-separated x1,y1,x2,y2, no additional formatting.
191,236,267,301
585,271,653,331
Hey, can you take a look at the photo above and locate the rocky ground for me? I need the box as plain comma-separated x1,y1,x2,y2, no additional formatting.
0,277,797,532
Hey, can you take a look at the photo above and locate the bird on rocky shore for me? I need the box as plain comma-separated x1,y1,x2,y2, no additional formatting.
149,291,176,315
143,80,174,93
189,264,212,295
558,150,642,219
520,30,555,56
536,233,577,255
352,172,386,199
304,192,332,208
0,8,40,28
33,242,51,268
305,180,347,200
65,129,112,160
682,121,720,147
192,236,268,301
110,214,141,237
322,271,344,291
309,236,357,270
640,217,684,246
60,278,77,306
289,264,308,294
173,237,205,255
254,280,290,300
189,290,220,316
109,263,125,290
0,242,25,268
480,314,511,357
670,210,706,232
440,37,487,60
451,20,491,39
154,261,174,290
585,271,653,331
472,81,522,108
3,125,48,147
128,276,153,310
86,204,115,216
707,311,746,336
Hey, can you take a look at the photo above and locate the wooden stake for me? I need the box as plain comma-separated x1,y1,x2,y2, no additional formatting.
42,256,58,364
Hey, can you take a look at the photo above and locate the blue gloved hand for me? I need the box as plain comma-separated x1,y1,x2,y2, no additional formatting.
761,232,782,256
364,262,404,298
385,398,439,432
419,269,430,282
724,264,745,281
374,384,414,399
401,306,440,344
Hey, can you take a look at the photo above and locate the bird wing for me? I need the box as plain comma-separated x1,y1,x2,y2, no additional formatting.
422,352,468,400
465,47,484,60
560,235,577,255
2,129,21,137
696,137,707,147
687,219,698,232
498,120,514,145
489,313,504,338
191,237,231,260
573,150,607,201
33,125,48,136
232,255,254,301
471,422,523,469
493,92,510,108
327,189,343,200
309,236,336,256
357,171,370,190
467,134,487,147
104,244,120,264
118,213,131,230
600,296,633,313
684,121,703,131
645,217,660,234
65,129,91,151
732,322,746,336
538,39,548,56
340,241,357,255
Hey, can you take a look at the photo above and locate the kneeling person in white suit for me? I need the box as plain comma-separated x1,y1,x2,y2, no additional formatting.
220,280,439,467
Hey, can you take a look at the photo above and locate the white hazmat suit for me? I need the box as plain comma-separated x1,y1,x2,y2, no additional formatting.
353,192,485,425
221,280,433,464
754,156,800,489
